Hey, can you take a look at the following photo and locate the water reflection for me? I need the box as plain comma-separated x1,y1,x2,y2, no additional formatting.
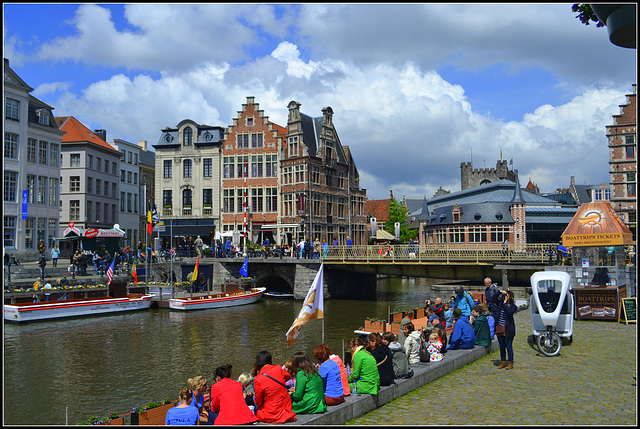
3,277,438,425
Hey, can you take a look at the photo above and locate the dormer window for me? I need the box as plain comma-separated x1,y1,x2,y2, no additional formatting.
495,212,503,220
247,117,254,127
183,127,193,146
37,109,50,126
474,213,481,220
439,214,447,222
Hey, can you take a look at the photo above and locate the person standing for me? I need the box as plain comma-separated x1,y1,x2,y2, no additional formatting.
322,240,328,259
43,280,52,301
453,285,475,319
50,245,60,268
38,253,47,279
92,251,101,275
493,289,518,370
297,238,305,259
194,235,204,257
225,238,231,258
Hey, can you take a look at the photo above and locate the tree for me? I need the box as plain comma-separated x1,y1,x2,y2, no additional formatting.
571,3,604,27
384,197,417,243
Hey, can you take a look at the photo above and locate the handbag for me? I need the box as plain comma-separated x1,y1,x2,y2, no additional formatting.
496,325,506,336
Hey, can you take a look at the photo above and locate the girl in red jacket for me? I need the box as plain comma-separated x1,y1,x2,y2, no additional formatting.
251,351,296,423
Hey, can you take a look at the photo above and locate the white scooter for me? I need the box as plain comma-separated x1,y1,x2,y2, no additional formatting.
529,271,574,357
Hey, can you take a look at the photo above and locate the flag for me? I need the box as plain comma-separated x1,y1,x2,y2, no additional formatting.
106,258,115,286
286,264,324,347
151,204,159,226
500,146,503,160
509,157,513,166
131,263,137,285
192,256,199,282
147,210,153,234
239,255,249,278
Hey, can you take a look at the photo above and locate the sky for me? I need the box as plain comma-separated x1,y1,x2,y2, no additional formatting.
3,3,637,200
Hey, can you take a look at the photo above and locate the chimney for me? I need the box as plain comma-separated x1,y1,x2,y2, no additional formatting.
570,176,575,186
94,129,107,141
138,140,148,151
390,190,393,199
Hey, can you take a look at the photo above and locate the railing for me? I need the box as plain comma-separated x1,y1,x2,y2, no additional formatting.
319,243,560,264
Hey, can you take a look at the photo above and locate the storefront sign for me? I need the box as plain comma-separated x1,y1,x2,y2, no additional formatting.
574,286,621,321
85,228,99,238
563,233,627,247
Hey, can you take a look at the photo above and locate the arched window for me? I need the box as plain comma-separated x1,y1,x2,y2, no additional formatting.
183,127,193,146
183,189,192,208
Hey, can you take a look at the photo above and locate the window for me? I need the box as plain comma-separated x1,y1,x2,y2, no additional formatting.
628,172,636,182
127,193,132,212
127,171,132,183
69,201,80,221
338,197,346,218
48,219,57,247
183,127,193,146
237,134,249,149
25,217,34,249
183,189,192,211
133,173,138,185
36,218,46,244
266,188,277,212
112,204,116,224
4,216,17,247
223,189,234,213
36,177,47,205
133,194,138,213
283,166,293,184
96,179,101,195
87,154,93,169
104,160,109,173
223,157,235,178
469,227,487,243
448,227,464,243
295,165,305,183
104,181,109,197
626,145,635,159
163,190,172,215
251,155,263,177
70,153,80,167
120,149,125,162
96,157,101,170
104,203,109,224
266,155,277,177
251,133,263,148
237,156,248,178
4,133,18,159
127,151,132,164
87,177,93,193
112,183,116,198
96,202,101,222
26,175,36,204
491,226,509,243
112,163,117,175
183,159,192,178
134,153,138,165
5,98,20,121
251,188,264,212
49,143,59,167
38,141,48,165
37,109,50,125
120,193,126,211
203,189,212,208
338,172,345,189
203,158,212,177
86,201,92,222
594,188,610,201
247,117,254,126
628,183,636,197
27,139,37,163
48,179,58,206
325,169,332,186
283,194,293,217
289,136,299,157
163,160,172,178
4,170,18,202
237,192,245,215
70,176,80,192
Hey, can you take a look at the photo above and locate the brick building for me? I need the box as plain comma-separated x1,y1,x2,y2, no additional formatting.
279,101,367,245
221,97,286,245
607,84,636,239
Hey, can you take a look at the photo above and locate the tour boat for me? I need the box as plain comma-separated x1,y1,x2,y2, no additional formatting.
264,291,294,299
168,287,266,311
3,294,154,323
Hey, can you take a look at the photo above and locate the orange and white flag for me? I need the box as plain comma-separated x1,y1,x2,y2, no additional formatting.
286,263,324,347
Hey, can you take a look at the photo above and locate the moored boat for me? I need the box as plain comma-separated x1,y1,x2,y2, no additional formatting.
264,291,294,299
3,294,153,323
168,287,266,311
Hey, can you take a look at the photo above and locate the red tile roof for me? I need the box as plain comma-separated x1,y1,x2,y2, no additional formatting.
366,199,392,221
55,116,119,153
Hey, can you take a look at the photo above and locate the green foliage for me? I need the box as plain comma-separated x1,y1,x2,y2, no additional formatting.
384,197,417,243
572,3,604,27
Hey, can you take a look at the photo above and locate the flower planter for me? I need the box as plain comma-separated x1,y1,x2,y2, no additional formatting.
105,417,124,425
364,319,386,333
415,307,426,319
389,321,402,336
132,403,174,425
392,312,404,322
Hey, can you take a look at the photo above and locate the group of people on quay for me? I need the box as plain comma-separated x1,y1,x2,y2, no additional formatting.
164,279,519,425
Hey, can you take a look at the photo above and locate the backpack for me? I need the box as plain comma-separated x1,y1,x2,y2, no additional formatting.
419,333,430,363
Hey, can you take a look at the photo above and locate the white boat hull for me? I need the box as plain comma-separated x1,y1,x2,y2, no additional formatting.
168,288,266,311
4,295,154,323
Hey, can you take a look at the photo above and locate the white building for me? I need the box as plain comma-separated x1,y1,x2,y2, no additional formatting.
4,58,64,261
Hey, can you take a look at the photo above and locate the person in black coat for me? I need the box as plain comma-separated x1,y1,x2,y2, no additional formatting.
366,333,395,386
38,253,47,279
492,289,518,370
77,252,88,276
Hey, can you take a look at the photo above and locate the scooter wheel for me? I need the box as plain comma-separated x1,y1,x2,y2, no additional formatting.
537,331,562,357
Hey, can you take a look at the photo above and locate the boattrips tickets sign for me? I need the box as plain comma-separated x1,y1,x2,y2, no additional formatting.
561,202,633,247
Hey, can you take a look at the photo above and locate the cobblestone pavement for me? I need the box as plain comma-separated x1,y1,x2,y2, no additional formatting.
348,307,637,425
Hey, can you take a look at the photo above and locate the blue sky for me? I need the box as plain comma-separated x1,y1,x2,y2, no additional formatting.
3,3,636,200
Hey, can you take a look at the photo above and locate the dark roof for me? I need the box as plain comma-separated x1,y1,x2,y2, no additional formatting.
300,112,347,164
510,175,525,204
154,121,224,149
573,185,592,205
426,203,514,227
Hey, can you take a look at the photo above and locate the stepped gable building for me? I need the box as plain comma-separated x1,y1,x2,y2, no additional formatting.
4,58,64,261
153,120,224,244
460,159,518,190
56,116,121,255
607,84,636,239
221,96,286,244
279,101,367,245
406,179,577,247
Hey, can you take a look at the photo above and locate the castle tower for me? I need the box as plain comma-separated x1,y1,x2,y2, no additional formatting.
460,159,518,190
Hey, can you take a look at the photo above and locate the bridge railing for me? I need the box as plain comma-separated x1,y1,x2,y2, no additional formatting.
322,243,557,264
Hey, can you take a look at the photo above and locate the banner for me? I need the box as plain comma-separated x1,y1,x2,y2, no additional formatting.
147,210,153,235
286,264,324,347
239,255,249,278
131,263,137,285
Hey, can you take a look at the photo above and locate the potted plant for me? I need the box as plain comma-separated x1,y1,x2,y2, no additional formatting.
131,398,174,425
364,317,386,333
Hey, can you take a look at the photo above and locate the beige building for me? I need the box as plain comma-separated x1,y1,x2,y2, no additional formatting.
153,120,224,246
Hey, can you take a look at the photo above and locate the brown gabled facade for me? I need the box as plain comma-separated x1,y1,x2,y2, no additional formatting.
279,101,367,245
607,84,636,240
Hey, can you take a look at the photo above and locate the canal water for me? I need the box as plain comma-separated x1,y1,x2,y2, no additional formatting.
3,276,440,425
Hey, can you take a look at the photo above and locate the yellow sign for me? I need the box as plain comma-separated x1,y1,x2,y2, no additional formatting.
562,233,626,247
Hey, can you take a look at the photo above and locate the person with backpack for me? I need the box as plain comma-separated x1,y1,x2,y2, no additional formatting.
382,332,412,379
447,308,476,350
453,286,475,320
402,323,423,364
484,277,500,320
471,305,492,347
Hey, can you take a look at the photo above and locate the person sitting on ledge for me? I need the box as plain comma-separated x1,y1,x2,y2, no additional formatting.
447,308,476,350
